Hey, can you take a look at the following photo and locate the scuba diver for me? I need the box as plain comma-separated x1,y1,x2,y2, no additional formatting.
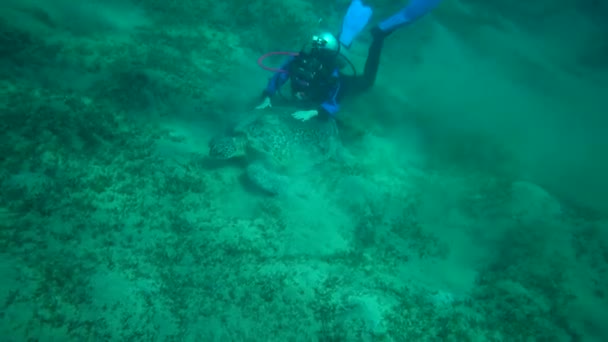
256,0,443,121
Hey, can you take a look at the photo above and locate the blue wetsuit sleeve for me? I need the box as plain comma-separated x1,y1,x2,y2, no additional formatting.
264,56,294,97
319,70,341,117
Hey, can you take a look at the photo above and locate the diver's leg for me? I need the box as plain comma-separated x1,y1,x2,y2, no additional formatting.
340,1,442,99
246,161,288,196
360,35,385,89
338,34,384,100
373,0,442,38
358,0,442,87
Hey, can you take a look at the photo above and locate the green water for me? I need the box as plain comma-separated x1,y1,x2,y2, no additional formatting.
1,0,607,341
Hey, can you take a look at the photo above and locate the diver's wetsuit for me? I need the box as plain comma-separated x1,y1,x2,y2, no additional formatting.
262,34,385,118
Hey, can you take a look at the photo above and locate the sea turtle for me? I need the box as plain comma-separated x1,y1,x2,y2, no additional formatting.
208,107,340,195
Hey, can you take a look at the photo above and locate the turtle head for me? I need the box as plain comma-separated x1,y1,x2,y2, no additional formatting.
208,135,247,159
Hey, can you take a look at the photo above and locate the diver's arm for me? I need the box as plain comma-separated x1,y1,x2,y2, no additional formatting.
318,80,341,117
258,58,293,109
263,72,289,98
293,83,341,121
292,72,341,121
262,57,294,98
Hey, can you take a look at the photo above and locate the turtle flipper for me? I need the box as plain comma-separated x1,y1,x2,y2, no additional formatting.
245,161,289,196
208,132,248,160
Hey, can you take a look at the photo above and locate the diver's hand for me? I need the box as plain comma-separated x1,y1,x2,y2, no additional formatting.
292,110,318,121
255,97,272,110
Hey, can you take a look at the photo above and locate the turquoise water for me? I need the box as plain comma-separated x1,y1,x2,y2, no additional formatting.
1,1,607,341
